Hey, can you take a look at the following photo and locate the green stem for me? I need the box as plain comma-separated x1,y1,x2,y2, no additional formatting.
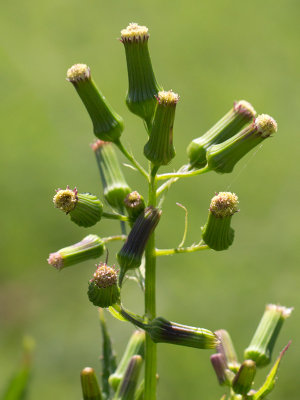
144,164,158,400
155,242,209,256
102,235,127,244
115,139,149,181
156,164,209,180
102,211,129,221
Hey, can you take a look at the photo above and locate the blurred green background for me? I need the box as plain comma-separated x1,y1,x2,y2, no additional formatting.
1,0,299,398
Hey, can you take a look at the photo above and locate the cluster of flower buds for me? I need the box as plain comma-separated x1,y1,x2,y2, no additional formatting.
92,140,131,211
53,186,103,227
48,234,105,270
210,304,292,398
121,23,162,129
88,263,120,308
117,206,161,284
202,192,239,251
67,64,124,142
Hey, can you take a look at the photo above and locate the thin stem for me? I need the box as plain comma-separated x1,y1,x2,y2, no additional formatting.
102,211,129,221
156,164,188,198
144,163,158,400
102,235,127,244
156,164,209,180
115,139,149,181
155,242,209,256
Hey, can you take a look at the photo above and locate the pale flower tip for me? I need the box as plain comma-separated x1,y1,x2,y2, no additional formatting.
53,187,78,213
234,100,256,118
266,304,293,319
121,23,149,40
210,192,239,217
255,114,277,137
90,139,110,152
67,63,90,82
157,90,179,105
47,252,63,270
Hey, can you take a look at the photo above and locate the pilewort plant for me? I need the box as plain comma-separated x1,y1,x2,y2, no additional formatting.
47,23,292,400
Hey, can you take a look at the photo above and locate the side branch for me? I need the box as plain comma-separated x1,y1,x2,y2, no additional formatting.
155,242,209,256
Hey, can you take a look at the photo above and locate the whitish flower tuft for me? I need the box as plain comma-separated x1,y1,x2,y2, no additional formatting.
210,192,239,218
121,23,149,41
92,263,118,288
157,90,179,105
66,64,90,82
234,100,256,119
255,114,277,137
53,186,78,213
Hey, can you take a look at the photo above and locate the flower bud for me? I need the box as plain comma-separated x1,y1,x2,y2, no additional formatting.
187,100,256,168
88,263,120,308
206,114,277,174
67,64,124,142
121,23,162,129
113,355,143,400
244,304,292,367
210,353,234,386
80,367,103,400
215,329,240,372
147,317,219,349
117,207,161,284
124,191,145,226
202,192,239,251
92,140,131,210
48,234,105,270
53,186,103,227
109,330,145,391
144,91,179,165
232,360,256,395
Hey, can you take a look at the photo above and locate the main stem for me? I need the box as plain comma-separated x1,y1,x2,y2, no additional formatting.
144,165,158,400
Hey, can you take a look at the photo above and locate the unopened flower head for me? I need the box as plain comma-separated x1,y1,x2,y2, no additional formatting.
121,23,149,42
47,234,105,270
80,367,102,399
114,355,143,400
232,360,256,395
210,353,234,386
202,192,239,251
144,90,179,165
121,22,161,129
92,140,131,210
206,114,278,174
88,263,120,308
67,63,124,142
67,64,90,82
187,99,256,169
215,329,240,372
124,191,145,225
244,304,293,367
53,186,78,213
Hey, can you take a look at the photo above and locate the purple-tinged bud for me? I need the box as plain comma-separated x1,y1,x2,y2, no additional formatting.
92,140,131,211
215,329,240,372
232,360,256,395
48,234,105,270
53,186,103,227
187,100,256,168
88,263,120,308
121,23,162,129
117,207,161,284
80,367,103,400
67,64,124,142
144,91,179,165
244,304,292,367
147,317,219,350
210,353,234,386
206,114,277,174
202,192,239,251
113,355,143,400
124,191,145,226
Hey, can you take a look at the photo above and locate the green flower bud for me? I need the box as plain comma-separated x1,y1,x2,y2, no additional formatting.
187,100,256,168
124,191,145,226
113,355,143,400
92,140,131,210
144,91,179,165
202,192,239,251
117,207,161,284
48,234,105,270
244,304,292,367
232,360,256,395
88,263,120,308
109,330,145,391
206,114,277,174
147,317,219,350
215,329,240,372
53,186,103,227
80,367,103,400
67,64,124,142
121,23,162,129
210,353,234,386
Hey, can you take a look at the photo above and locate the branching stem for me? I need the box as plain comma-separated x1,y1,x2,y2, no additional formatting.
115,139,149,181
